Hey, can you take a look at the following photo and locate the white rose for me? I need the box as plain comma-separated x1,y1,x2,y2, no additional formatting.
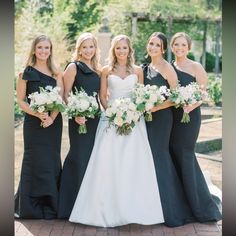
35,94,48,105
149,93,158,103
38,106,45,113
145,102,153,111
78,99,90,111
114,116,124,126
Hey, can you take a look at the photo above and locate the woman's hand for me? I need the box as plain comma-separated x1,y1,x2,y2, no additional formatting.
41,116,54,128
183,101,202,114
149,105,160,113
36,112,49,122
75,116,87,125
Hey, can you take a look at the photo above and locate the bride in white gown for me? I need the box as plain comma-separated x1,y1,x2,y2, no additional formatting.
69,35,164,227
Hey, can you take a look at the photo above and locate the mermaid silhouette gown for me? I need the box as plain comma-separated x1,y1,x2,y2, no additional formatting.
15,66,62,219
169,62,222,222
69,74,164,227
58,61,100,219
142,64,194,226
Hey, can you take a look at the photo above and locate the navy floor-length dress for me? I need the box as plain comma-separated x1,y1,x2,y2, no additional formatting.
15,66,63,219
142,64,194,226
58,61,100,219
169,62,222,222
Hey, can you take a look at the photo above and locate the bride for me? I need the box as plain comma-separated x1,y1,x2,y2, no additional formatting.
69,34,164,227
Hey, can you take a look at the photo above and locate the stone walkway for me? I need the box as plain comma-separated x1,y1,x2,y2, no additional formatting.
14,108,222,236
15,219,222,236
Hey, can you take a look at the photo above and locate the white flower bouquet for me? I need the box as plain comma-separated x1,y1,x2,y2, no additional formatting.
65,87,100,134
105,97,142,135
169,82,208,123
28,86,65,125
132,83,169,121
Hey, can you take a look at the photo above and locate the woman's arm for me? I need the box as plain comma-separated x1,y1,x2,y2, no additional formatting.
150,63,177,112
99,66,109,110
16,73,47,121
46,71,64,124
135,66,144,84
63,63,76,103
183,62,207,114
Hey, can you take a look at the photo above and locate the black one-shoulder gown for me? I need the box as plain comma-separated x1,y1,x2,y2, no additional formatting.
15,66,62,219
170,62,222,222
58,61,100,219
142,64,194,226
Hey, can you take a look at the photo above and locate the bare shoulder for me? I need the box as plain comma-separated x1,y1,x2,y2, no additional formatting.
163,60,174,71
192,61,206,74
66,62,76,70
162,60,176,78
18,71,24,80
133,65,143,74
18,67,27,81
55,70,63,79
101,65,109,77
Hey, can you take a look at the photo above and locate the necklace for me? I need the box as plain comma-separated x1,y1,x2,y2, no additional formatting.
150,59,165,70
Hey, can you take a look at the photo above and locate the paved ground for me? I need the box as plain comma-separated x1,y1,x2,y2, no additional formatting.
14,107,222,236
15,220,222,236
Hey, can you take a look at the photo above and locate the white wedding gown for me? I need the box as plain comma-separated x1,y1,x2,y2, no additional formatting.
69,74,164,227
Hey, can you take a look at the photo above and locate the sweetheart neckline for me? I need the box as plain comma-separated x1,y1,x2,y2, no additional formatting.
108,74,137,80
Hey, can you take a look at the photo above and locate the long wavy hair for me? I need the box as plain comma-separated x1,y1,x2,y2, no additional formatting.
107,34,135,74
25,35,58,76
170,32,192,50
72,32,100,72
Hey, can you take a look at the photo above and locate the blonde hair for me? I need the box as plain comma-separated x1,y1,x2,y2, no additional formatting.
72,32,100,72
170,32,192,50
25,35,58,76
107,34,135,74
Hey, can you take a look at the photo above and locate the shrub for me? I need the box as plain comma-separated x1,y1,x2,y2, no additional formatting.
14,90,24,120
207,74,222,106
187,52,195,60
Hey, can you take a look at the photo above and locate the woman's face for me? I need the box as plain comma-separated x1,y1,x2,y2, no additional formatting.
171,36,189,58
79,38,96,61
147,36,163,57
114,39,129,61
34,40,51,61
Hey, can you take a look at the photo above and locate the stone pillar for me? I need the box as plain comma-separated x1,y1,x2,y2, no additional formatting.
214,20,221,74
96,17,112,66
167,16,172,62
96,32,112,66
131,13,138,38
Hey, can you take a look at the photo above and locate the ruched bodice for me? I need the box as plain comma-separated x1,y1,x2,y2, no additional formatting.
107,74,138,101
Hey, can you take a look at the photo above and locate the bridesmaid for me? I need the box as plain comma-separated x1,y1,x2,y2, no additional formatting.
58,32,101,219
142,32,193,226
15,35,63,219
169,32,222,222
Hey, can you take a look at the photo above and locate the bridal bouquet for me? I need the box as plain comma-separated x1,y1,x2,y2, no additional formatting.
169,82,208,123
28,86,65,125
132,83,169,121
65,87,100,134
105,97,142,135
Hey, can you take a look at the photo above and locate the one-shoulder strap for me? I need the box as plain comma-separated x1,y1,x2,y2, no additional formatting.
22,66,40,81
75,61,94,74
